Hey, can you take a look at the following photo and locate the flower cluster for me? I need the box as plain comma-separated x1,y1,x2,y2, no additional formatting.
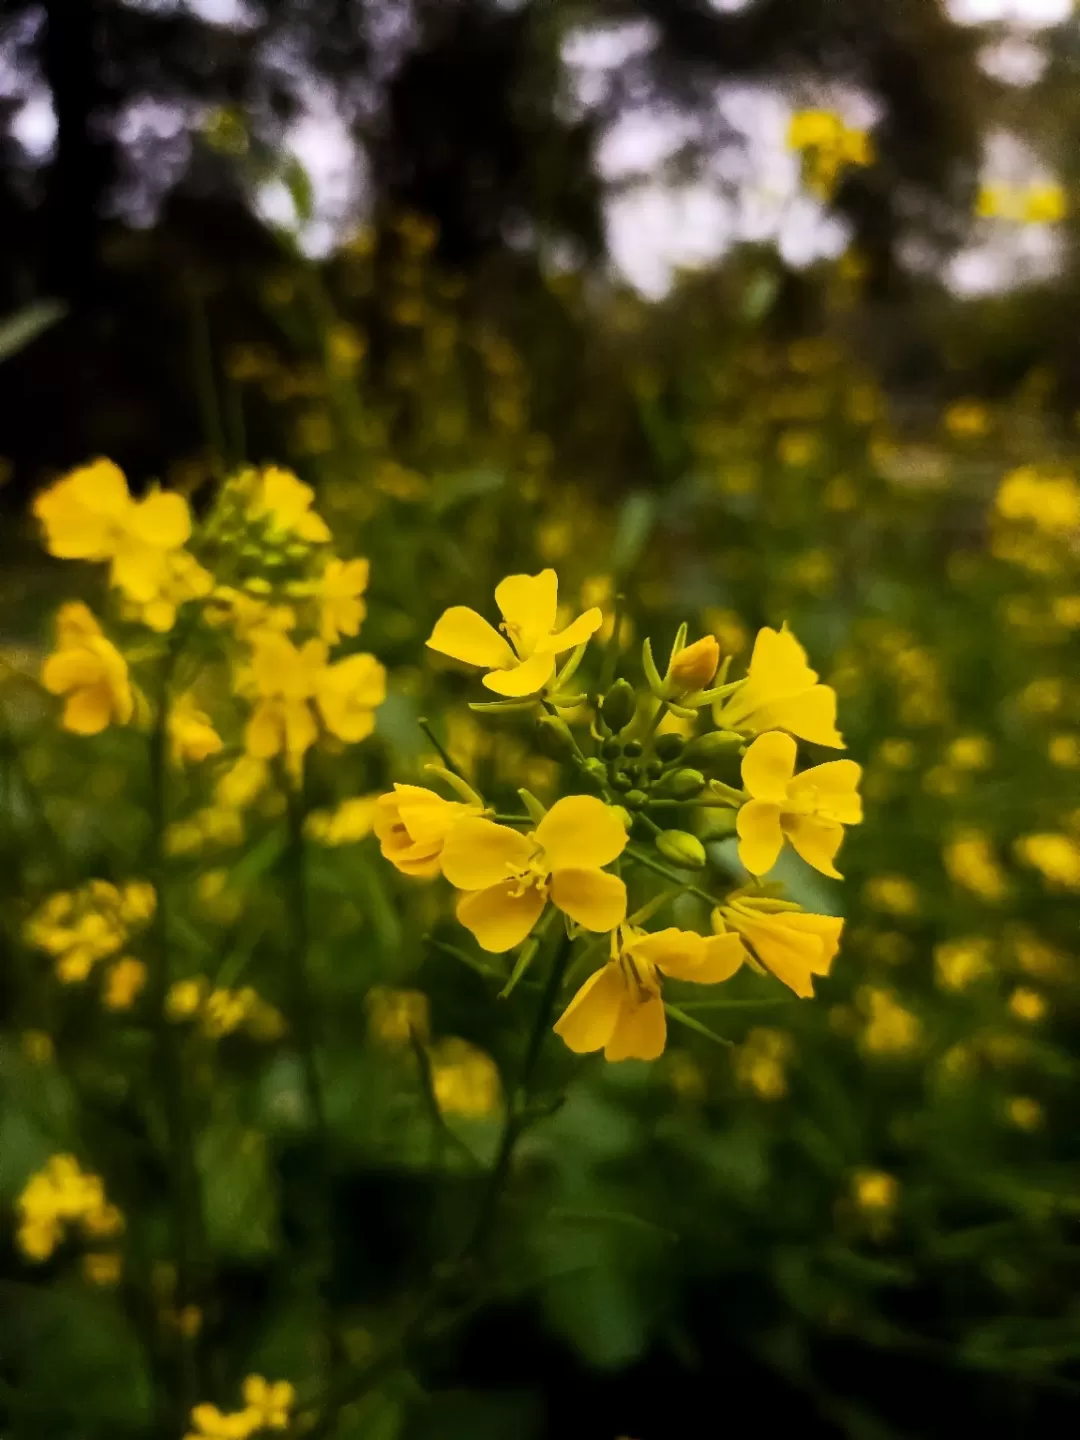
24,880,156,992
166,976,286,1040
185,1376,295,1440
375,569,858,1061
16,1154,124,1270
787,109,874,200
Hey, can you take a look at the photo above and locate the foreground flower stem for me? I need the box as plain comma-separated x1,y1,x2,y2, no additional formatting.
624,842,723,907
144,643,203,1426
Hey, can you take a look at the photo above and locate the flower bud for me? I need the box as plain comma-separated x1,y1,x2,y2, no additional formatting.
625,789,648,810
534,714,575,761
583,757,608,783
669,768,706,799
600,679,637,734
655,830,707,870
685,730,744,766
654,732,686,762
669,635,719,693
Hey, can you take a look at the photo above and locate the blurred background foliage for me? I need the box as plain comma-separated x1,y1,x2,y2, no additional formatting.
2,2,1080,1438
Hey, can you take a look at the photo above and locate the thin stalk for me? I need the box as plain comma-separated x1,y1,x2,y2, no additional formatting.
417,716,464,779
625,843,723,908
596,592,625,699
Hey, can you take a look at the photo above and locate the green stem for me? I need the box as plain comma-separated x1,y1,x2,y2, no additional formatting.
144,645,203,1427
624,843,723,908
596,592,625,698
417,716,465,778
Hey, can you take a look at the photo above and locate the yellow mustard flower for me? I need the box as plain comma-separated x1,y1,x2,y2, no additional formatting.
82,1252,123,1286
1009,987,1046,1023
185,1403,256,1440
554,924,744,1062
241,1376,295,1430
243,631,385,769
736,731,862,878
103,958,147,1010
733,1026,793,1099
306,795,381,845
995,466,1080,534
944,833,1008,901
713,624,845,747
864,875,920,916
169,692,224,765
16,1154,116,1262
943,401,990,438
41,602,133,734
318,557,370,644
858,986,921,1056
366,986,430,1045
166,976,210,1021
374,783,483,877
440,795,627,952
427,569,602,698
207,586,297,640
239,465,330,543
33,458,192,602
853,1169,898,1212
711,897,843,998
934,937,991,992
1005,1096,1044,1131
429,1037,502,1117
129,549,214,633
1015,832,1080,889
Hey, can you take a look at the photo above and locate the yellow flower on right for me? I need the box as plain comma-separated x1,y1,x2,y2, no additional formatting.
712,897,844,998
736,731,862,878
375,783,483,878
714,624,844,747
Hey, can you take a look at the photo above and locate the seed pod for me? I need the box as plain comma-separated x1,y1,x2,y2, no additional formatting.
655,830,707,870
600,679,637,734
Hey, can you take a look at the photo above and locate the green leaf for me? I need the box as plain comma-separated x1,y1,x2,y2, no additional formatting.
0,300,65,365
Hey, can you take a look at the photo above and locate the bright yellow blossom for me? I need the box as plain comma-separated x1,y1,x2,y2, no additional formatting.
33,458,192,601
440,795,627,952
127,548,213,632
1009,988,1046,1023
103,958,148,1010
41,602,134,734
318,557,370,644
853,1170,898,1212
429,1038,501,1117
366,986,430,1045
734,1027,793,1099
185,1403,256,1440
554,924,744,1062
934,938,991,992
1015,832,1080,889
736,731,862,877
306,795,381,845
427,569,603,697
241,1376,295,1430
239,465,330,543
711,896,843,998
713,624,845,747
169,692,224,765
374,783,484,877
668,635,720,693
243,631,385,771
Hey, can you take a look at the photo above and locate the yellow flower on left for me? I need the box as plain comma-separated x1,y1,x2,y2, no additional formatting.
42,602,133,734
427,569,602,697
34,459,192,602
736,731,862,878
440,795,628,952
375,783,483,877
243,631,385,771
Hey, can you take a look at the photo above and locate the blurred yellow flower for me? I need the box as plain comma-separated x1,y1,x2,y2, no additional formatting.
852,1169,898,1212
996,466,1080,535
166,976,210,1021
33,458,192,602
733,1027,793,1099
944,833,1008,901
169,692,224,765
1015,832,1080,889
427,569,602,698
554,924,744,1062
441,796,627,952
714,624,845,748
318,557,370,644
185,1403,256,1440
712,897,843,998
1048,734,1080,768
1005,1096,1044,1131
41,602,133,735
306,795,381,845
858,987,921,1056
946,735,993,771
788,110,873,198
429,1037,501,1117
366,986,430,1045
943,401,990,438
863,875,919,916
238,465,331,543
83,1252,123,1286
1008,987,1046,1023
16,1154,119,1263
241,1375,295,1430
103,958,148,1011
934,937,991,992
375,783,483,878
737,731,862,878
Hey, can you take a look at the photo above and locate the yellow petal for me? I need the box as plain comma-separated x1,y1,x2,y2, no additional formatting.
244,701,284,759
69,459,131,517
549,867,627,931
537,607,604,656
741,731,797,802
110,541,170,602
628,927,705,980
42,649,102,694
127,491,191,548
535,795,628,870
747,624,817,703
481,650,555,696
788,759,862,823
783,815,845,878
284,698,318,759
440,817,534,890
752,685,845,748
553,964,626,1053
735,911,840,997
456,881,546,952
427,606,515,669
494,569,558,653
604,991,666,1062
63,685,112,735
736,799,784,875
697,932,747,981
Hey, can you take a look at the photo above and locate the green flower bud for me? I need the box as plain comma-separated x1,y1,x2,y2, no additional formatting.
685,730,744,767
601,679,637,735
645,759,664,780
669,768,706,799
600,737,623,760
623,739,643,759
655,830,707,870
583,757,608,783
625,789,648,810
534,714,576,761
654,733,686,762
610,771,633,793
